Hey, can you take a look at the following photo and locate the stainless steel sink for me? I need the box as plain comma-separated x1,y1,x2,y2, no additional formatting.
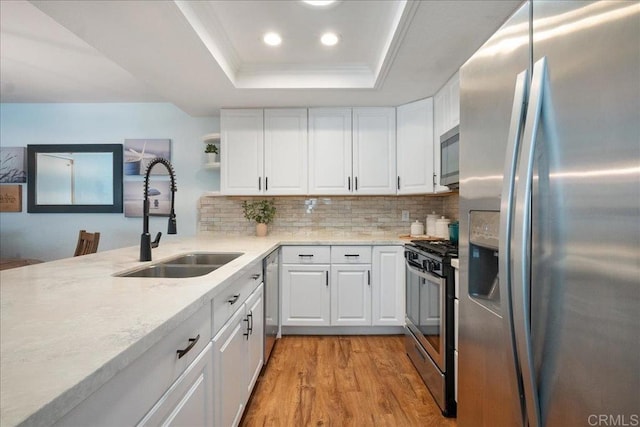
159,252,243,267
116,252,244,278
118,264,220,278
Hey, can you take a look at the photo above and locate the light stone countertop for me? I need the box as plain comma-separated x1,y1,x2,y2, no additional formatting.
0,233,406,427
451,258,459,269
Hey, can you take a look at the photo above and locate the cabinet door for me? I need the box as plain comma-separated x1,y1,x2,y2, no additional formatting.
264,109,308,195
433,72,459,192
137,344,214,427
281,264,330,326
308,108,353,195
448,71,460,128
212,306,248,427
331,264,371,326
352,107,397,195
221,109,264,195
372,246,405,326
397,98,435,194
245,284,264,395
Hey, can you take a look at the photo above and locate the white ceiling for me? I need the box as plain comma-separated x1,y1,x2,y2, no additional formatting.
0,0,522,117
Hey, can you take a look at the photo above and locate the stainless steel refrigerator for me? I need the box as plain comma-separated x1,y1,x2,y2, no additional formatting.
458,1,640,426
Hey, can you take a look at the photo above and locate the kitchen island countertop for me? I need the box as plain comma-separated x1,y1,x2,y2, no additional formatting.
0,233,405,427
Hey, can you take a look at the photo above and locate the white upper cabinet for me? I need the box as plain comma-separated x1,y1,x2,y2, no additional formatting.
352,107,397,195
221,109,264,195
264,109,308,195
221,108,308,195
308,108,353,195
396,98,435,194
433,71,459,192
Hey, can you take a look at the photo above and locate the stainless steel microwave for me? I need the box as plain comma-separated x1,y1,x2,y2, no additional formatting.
440,125,459,188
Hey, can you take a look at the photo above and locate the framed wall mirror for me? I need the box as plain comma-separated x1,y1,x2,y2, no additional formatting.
27,144,123,213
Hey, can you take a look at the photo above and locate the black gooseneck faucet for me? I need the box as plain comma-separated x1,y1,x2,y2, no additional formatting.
140,158,177,261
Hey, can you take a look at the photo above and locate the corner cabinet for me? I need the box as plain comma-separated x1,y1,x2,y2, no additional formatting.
433,71,459,192
221,108,308,195
396,98,435,194
352,108,397,195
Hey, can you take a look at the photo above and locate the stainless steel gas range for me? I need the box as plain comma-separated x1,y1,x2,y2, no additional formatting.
404,240,457,417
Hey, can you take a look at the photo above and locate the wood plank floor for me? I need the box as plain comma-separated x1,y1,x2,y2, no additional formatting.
241,335,457,427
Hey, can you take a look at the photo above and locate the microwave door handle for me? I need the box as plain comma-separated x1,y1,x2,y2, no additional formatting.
498,68,529,421
513,57,549,427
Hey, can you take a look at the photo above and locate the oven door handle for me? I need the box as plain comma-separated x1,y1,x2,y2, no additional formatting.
406,262,446,286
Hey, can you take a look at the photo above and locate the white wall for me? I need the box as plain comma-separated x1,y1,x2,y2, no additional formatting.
0,103,219,261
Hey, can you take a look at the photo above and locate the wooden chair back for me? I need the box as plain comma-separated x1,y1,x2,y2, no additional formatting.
74,230,100,256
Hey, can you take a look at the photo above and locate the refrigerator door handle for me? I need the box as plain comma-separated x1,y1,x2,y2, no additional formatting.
499,68,529,420
513,56,549,427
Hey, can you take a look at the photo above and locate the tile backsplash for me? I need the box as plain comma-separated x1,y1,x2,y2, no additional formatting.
199,193,459,236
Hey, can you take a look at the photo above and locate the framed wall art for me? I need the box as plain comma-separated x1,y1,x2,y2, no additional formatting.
0,185,22,212
0,147,27,183
123,139,171,176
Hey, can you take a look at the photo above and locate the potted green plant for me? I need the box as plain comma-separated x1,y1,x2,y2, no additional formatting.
242,199,276,237
205,143,219,163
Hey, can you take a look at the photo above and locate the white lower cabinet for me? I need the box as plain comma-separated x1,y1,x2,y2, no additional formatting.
371,246,405,326
331,264,371,326
213,306,248,427
138,343,214,427
245,286,264,395
281,245,405,328
281,264,331,326
212,283,264,427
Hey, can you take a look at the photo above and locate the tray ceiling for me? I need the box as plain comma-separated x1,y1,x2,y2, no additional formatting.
0,0,522,116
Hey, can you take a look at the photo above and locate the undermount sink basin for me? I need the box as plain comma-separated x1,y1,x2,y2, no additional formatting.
116,252,244,278
159,252,243,266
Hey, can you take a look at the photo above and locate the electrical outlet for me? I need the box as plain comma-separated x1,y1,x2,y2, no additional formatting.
402,210,410,222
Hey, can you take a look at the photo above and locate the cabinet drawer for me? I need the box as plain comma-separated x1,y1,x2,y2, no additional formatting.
331,246,372,264
212,263,262,335
281,246,330,264
55,304,211,427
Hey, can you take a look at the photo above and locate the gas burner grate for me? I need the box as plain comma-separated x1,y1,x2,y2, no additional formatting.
410,240,458,258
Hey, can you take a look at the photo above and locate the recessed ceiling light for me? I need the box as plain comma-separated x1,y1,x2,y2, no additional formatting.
320,32,339,46
303,0,337,6
263,32,282,46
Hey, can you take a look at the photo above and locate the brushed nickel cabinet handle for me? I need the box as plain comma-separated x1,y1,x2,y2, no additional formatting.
227,294,240,305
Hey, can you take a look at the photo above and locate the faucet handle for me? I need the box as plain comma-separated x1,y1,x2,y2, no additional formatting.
151,232,162,248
